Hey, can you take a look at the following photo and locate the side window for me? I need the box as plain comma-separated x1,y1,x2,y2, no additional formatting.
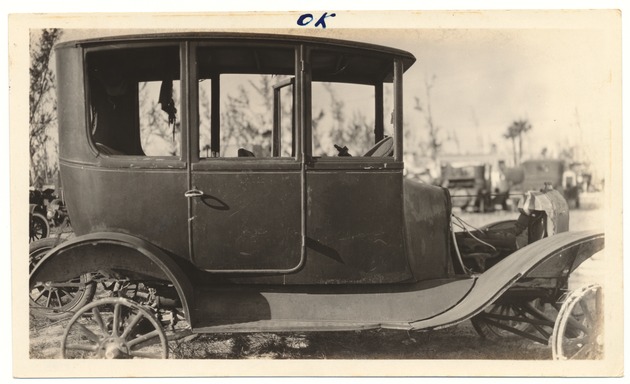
312,82,393,158
87,45,181,157
196,45,296,159
310,48,396,159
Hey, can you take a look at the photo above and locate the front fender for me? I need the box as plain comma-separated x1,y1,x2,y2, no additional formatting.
409,230,604,330
29,232,194,325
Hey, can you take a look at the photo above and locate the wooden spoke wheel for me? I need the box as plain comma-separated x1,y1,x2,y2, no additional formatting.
29,238,95,320
29,213,49,243
471,298,558,344
552,284,604,360
61,297,168,359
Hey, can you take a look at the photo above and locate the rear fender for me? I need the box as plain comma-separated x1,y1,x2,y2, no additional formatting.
29,232,194,325
409,230,604,330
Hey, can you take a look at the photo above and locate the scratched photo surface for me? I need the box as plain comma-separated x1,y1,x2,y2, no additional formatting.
12,10,622,378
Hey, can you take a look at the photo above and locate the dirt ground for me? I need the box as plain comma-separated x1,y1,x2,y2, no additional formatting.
29,192,608,360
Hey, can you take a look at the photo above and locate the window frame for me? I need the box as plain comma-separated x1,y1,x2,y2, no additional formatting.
191,42,302,166
304,47,404,169
83,42,187,169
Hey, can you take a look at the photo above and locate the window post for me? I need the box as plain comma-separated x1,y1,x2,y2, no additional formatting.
393,58,403,162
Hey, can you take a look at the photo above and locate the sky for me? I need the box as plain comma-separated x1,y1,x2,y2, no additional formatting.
52,15,619,179
319,27,618,175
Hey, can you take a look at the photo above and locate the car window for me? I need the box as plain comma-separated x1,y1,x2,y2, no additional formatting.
312,81,384,158
86,45,181,157
198,74,293,158
196,45,296,159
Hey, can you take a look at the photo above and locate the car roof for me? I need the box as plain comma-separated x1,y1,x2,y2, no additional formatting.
57,32,416,84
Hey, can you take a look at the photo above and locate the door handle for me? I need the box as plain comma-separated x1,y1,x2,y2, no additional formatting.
184,188,204,198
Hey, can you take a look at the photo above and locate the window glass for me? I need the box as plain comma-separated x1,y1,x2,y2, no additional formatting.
86,45,181,157
138,81,181,156
196,45,296,159
198,79,214,158
215,74,293,158
312,82,391,158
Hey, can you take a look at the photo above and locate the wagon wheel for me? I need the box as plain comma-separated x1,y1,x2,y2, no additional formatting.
471,298,557,344
551,284,603,360
29,212,50,242
61,297,168,359
29,238,95,320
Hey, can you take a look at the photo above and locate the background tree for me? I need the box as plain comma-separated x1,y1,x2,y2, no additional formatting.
323,83,345,148
414,74,441,161
221,77,273,155
138,82,181,156
503,124,519,166
29,28,62,187
503,119,532,165
320,83,374,156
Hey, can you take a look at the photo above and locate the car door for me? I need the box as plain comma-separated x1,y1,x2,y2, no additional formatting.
187,46,303,272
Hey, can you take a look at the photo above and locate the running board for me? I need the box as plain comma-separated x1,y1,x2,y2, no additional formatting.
189,278,474,332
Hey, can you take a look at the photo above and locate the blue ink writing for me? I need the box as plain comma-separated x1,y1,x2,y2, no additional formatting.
297,12,336,29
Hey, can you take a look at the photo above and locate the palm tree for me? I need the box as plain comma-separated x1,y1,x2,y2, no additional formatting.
504,119,532,165
503,124,519,166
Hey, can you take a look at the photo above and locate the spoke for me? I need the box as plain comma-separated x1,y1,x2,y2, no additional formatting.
54,290,63,308
45,291,52,308
127,330,160,349
566,315,589,335
524,302,557,323
75,322,102,343
579,300,594,326
112,304,121,337
65,343,98,352
92,307,108,334
120,312,145,339
529,321,551,340
32,289,46,303
484,318,548,344
59,288,77,300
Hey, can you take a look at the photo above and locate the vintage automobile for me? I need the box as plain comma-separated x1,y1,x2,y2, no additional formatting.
29,187,54,242
515,159,581,209
30,33,605,360
439,161,510,213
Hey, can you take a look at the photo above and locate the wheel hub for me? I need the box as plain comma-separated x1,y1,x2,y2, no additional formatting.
99,337,129,359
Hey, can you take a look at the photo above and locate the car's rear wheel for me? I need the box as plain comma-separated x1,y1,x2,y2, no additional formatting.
29,238,96,320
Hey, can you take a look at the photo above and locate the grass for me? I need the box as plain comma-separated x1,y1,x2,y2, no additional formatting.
167,324,550,360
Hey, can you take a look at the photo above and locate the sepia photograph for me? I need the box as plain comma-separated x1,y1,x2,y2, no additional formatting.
7,6,624,379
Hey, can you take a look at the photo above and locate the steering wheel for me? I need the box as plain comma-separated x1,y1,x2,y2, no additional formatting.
334,144,352,157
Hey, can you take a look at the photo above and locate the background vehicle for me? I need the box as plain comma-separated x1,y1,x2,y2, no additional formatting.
28,187,55,242
29,187,71,242
30,33,604,360
514,159,580,208
440,162,510,212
